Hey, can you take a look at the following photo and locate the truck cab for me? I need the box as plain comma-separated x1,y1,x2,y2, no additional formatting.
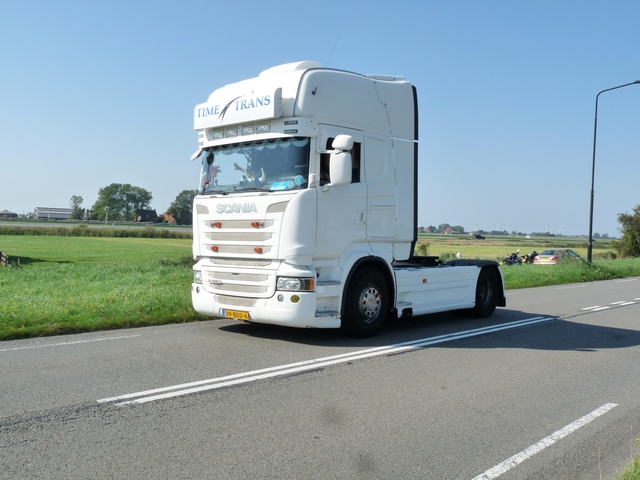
191,61,505,336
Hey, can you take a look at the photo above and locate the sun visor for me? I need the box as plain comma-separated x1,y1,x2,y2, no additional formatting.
194,88,282,130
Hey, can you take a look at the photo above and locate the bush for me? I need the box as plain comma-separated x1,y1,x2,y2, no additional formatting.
613,204,640,258
438,251,458,262
593,251,617,260
414,242,429,256
0,225,192,239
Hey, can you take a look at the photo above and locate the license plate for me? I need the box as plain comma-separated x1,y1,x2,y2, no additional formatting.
222,309,250,321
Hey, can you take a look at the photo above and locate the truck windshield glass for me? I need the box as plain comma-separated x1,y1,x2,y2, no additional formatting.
199,137,310,194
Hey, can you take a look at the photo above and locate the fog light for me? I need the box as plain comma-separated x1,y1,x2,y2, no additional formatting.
277,294,284,302
291,295,300,304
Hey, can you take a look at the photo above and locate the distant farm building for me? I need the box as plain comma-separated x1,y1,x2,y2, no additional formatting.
0,210,18,219
161,211,175,224
136,209,159,222
34,207,73,220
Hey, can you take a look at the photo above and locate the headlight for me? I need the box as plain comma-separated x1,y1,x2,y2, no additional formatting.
276,277,314,291
194,271,203,284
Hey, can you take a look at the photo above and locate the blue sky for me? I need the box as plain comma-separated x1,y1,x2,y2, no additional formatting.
1,0,639,236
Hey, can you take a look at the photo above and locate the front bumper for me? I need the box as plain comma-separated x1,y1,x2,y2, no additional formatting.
191,283,340,329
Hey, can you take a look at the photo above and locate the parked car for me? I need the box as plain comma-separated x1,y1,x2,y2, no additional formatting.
533,249,585,265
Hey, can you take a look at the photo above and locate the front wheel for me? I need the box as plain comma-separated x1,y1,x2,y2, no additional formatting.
341,266,389,337
471,267,499,317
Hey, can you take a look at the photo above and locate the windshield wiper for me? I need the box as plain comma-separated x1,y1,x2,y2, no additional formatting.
202,189,228,195
233,187,270,193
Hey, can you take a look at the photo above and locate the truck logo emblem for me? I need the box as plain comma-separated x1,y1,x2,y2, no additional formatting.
209,278,223,285
216,203,258,214
219,96,242,121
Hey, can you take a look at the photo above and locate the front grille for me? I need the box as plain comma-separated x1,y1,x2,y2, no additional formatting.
202,267,274,298
215,295,257,307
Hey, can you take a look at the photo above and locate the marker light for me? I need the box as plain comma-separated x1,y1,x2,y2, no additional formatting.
256,122,271,133
241,124,256,136
211,246,219,252
254,247,263,254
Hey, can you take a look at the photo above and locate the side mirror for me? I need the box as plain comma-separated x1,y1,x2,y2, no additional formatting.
328,135,353,186
332,134,353,150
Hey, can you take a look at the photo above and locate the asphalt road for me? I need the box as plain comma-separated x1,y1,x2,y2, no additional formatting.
2,277,640,479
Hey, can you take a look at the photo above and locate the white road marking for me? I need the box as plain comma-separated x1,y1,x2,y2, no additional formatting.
555,284,587,290
615,278,637,283
99,317,555,406
581,305,610,311
582,298,638,312
0,335,141,352
471,403,618,480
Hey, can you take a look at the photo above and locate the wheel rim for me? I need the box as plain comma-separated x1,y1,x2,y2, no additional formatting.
478,277,493,305
358,284,381,323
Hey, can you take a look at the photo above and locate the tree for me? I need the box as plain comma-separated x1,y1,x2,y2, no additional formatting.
613,204,640,258
452,225,465,234
437,223,451,233
90,183,152,221
168,190,197,225
69,195,84,220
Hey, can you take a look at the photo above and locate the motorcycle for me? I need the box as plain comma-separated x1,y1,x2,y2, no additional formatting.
521,251,539,264
502,249,522,266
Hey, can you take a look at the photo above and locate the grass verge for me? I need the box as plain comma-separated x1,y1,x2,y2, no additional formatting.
614,441,640,480
0,260,204,340
0,234,205,341
501,259,640,289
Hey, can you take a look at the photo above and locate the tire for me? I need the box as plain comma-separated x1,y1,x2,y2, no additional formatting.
471,267,499,317
341,266,389,337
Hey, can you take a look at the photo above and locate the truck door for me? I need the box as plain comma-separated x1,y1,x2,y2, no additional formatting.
364,134,396,241
315,126,367,261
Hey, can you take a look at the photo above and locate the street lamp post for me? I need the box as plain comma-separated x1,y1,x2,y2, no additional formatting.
587,80,640,262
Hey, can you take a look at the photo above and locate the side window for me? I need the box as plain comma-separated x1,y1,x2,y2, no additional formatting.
350,142,361,183
320,139,331,184
320,137,361,184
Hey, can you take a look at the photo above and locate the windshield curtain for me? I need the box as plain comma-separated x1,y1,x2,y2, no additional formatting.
199,137,310,194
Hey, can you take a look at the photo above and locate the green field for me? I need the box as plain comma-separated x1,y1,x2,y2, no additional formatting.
0,234,204,340
1,231,639,341
416,233,612,261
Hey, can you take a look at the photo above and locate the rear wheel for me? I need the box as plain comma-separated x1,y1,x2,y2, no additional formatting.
471,267,499,317
341,266,389,337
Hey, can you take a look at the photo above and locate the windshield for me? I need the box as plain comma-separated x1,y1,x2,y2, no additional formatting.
199,137,310,194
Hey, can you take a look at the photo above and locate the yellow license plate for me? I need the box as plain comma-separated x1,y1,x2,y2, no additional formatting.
223,309,250,321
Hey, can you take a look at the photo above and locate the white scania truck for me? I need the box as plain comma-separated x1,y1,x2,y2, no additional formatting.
190,61,505,336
